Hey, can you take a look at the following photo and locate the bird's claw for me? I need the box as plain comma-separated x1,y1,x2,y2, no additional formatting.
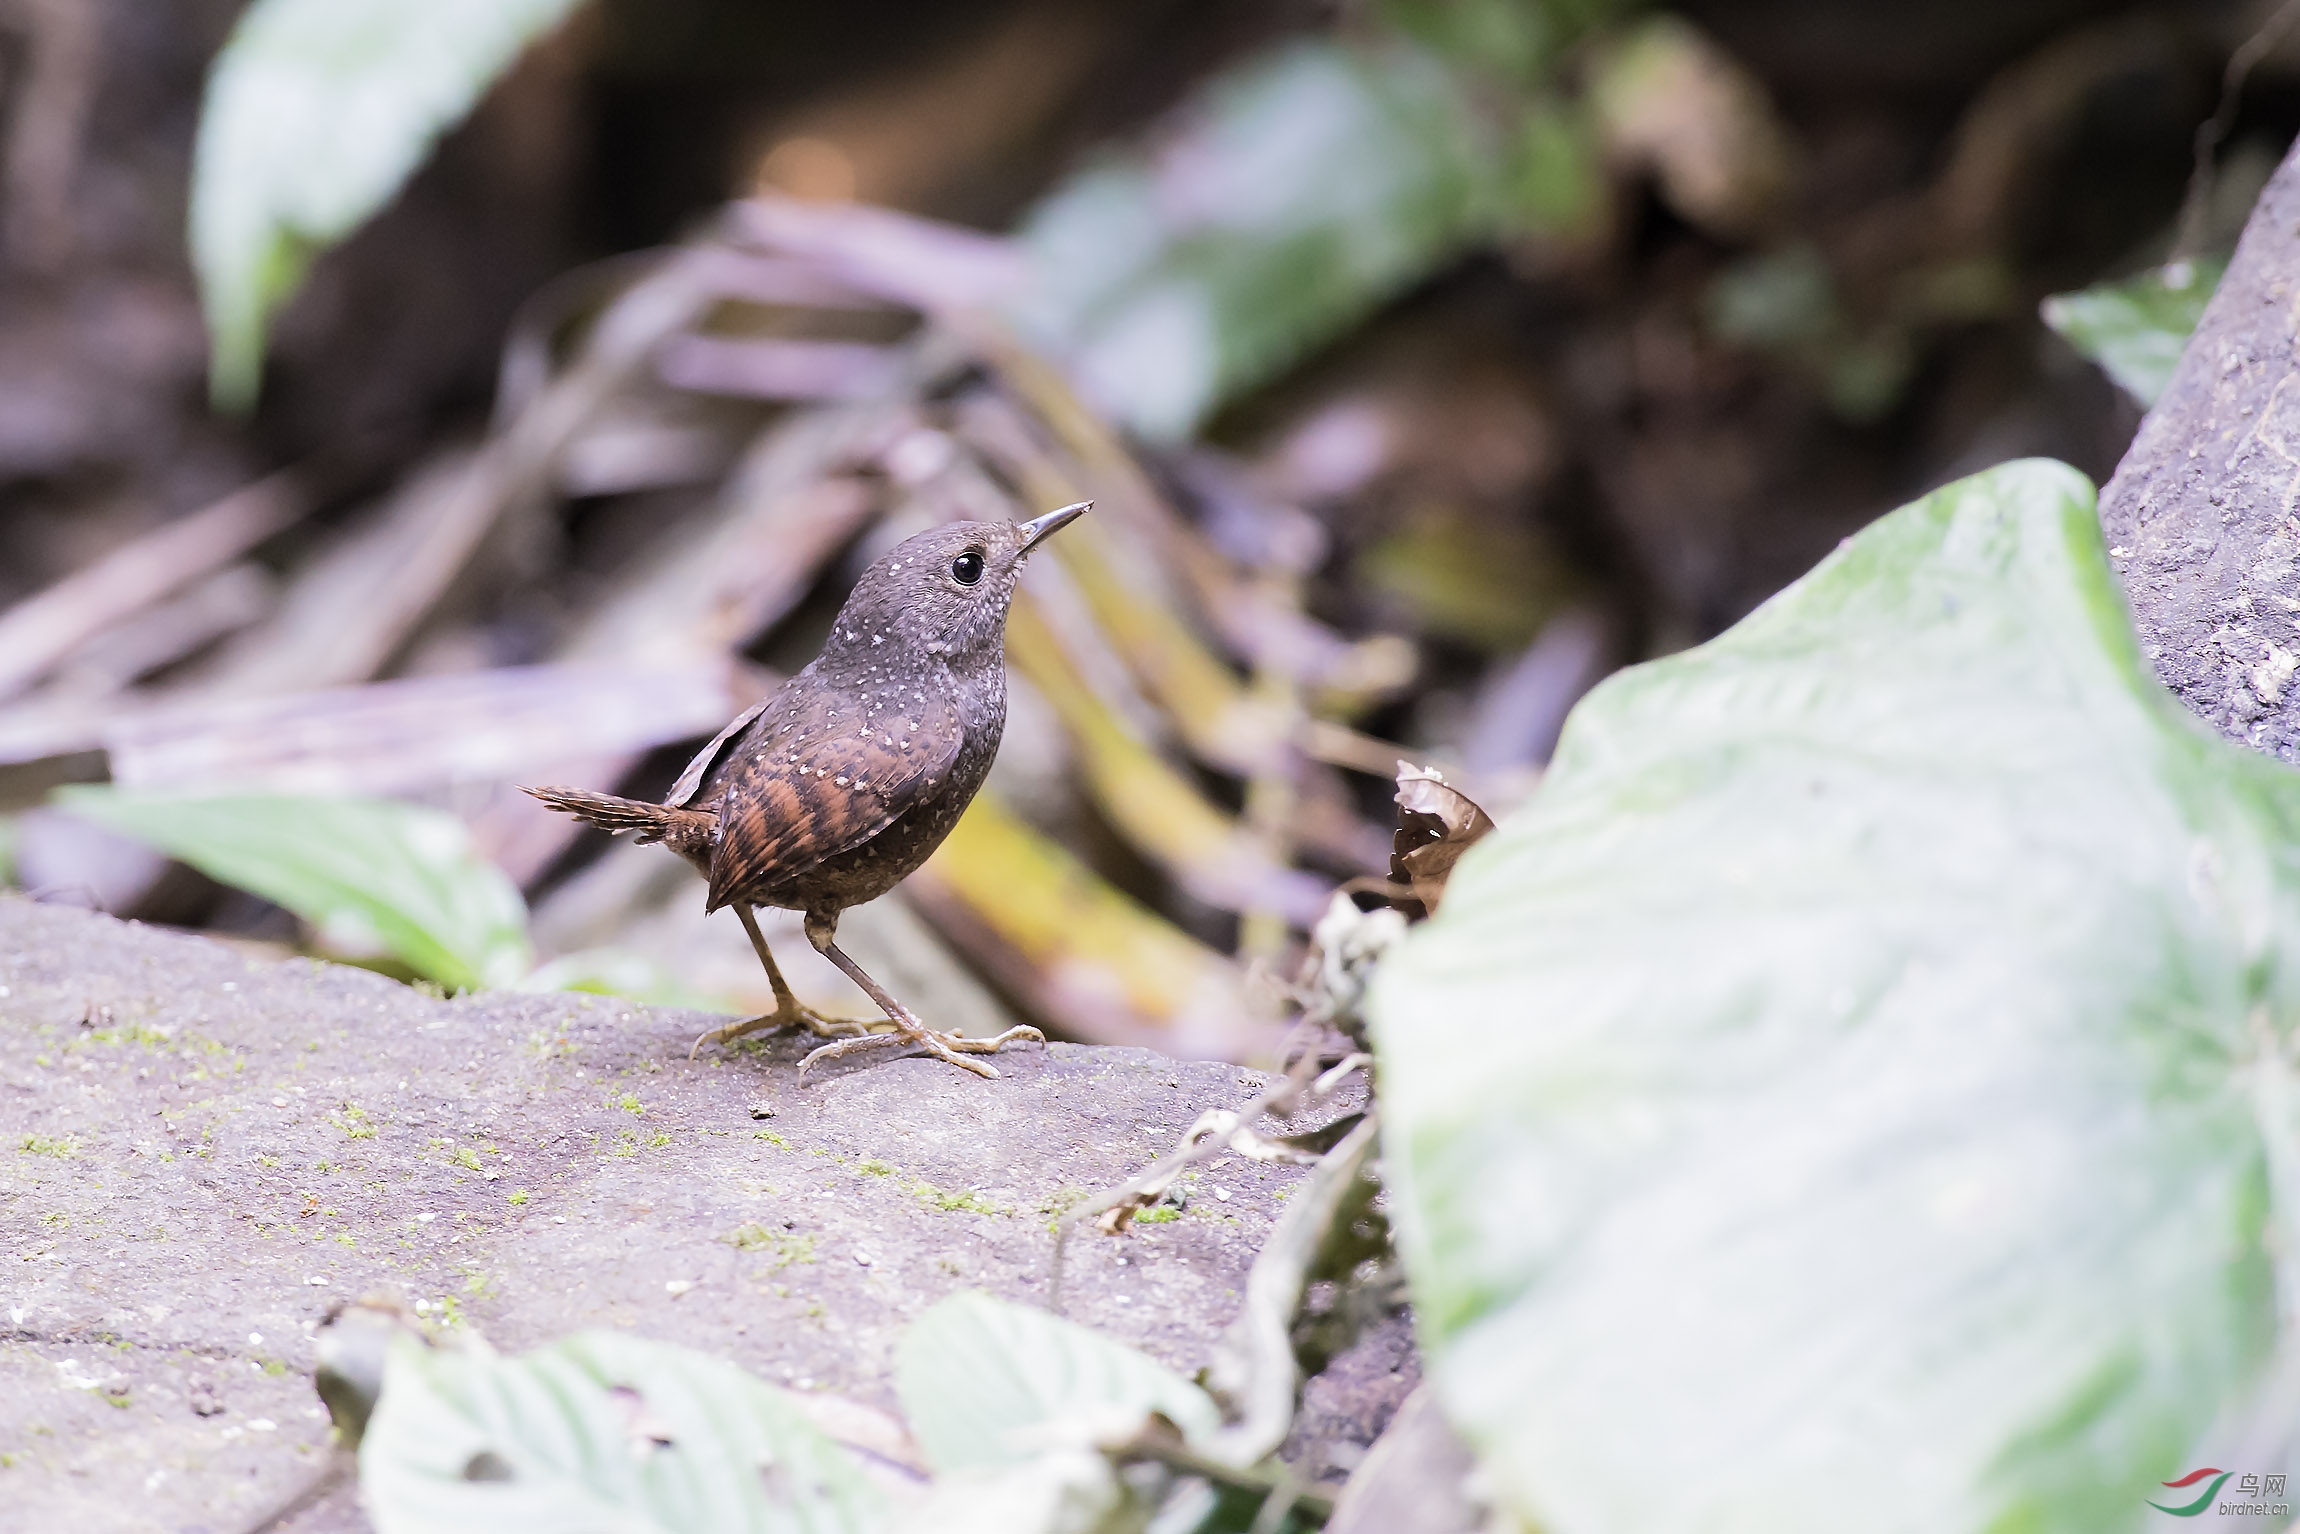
794,1008,880,1041
688,1004,881,1061
796,1023,1045,1081
942,1025,1045,1054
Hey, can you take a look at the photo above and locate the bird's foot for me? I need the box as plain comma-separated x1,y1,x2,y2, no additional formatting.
689,1002,883,1060
797,1023,1046,1082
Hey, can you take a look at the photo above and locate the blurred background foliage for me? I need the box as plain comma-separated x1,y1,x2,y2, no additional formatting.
0,0,2290,1057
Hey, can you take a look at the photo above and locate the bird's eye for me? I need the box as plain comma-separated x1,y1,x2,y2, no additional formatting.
950,550,984,586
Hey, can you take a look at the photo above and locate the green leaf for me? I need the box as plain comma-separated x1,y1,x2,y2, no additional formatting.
1011,39,1517,440
893,1292,1220,1473
361,1330,885,1533
1010,17,1634,439
52,789,530,990
1381,0,1635,87
1502,93,1607,241
1370,459,2300,1532
190,0,584,410
2041,258,2226,407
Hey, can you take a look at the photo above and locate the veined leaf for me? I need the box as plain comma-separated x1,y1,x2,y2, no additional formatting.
893,1292,1220,1473
190,0,584,409
2041,258,2225,407
52,789,530,990
1371,459,2300,1531
361,1330,884,1533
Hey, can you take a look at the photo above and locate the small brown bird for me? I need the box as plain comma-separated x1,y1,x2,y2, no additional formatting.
525,501,1089,1079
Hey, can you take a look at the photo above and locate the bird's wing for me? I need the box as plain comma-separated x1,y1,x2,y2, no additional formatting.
705,681,963,910
663,691,779,809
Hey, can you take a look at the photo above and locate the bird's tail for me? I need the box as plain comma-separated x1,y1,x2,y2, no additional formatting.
520,785,704,847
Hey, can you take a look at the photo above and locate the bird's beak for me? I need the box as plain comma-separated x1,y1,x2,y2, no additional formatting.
1018,500,1090,552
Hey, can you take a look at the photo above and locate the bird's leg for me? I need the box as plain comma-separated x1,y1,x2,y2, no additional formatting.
795,911,1045,1081
736,906,876,1036
688,906,882,1059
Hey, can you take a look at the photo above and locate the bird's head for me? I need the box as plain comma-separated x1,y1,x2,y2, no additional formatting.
825,502,1088,668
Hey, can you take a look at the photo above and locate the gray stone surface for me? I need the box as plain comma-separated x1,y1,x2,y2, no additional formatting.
0,897,1400,1532
2099,135,2300,762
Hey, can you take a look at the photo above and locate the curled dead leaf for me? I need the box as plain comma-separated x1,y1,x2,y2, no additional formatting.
1390,762,1496,916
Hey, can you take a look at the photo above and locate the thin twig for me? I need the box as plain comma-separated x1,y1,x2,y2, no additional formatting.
102,660,739,797
496,246,886,424
339,251,728,684
726,194,1026,315
1249,1463,1310,1534
2176,0,2300,259
657,336,904,401
1103,1420,1337,1522
0,471,304,703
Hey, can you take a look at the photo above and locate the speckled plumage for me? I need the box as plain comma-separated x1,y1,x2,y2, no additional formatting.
523,503,1086,1080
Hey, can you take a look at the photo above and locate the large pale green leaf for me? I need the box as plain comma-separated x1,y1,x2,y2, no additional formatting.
1370,458,2300,1532
52,789,530,990
2041,258,2225,408
893,1292,1220,1473
361,1330,884,1534
190,0,584,409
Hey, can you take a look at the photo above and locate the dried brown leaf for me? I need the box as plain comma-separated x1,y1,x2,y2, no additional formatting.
1389,762,1496,916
